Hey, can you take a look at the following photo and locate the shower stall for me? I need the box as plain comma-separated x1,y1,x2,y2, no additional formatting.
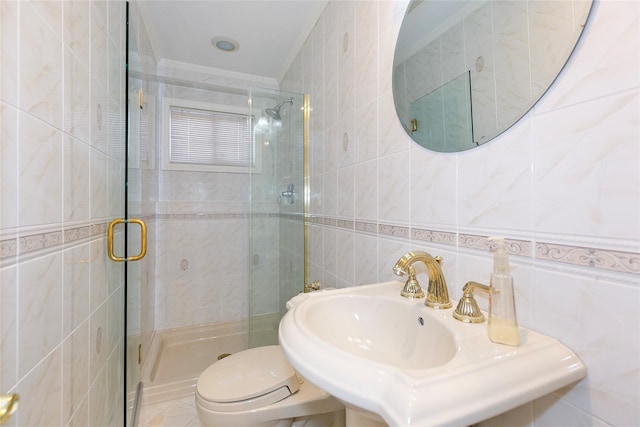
125,6,310,420
248,88,308,348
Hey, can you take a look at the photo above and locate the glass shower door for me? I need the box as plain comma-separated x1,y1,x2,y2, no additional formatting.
125,3,157,424
248,88,307,348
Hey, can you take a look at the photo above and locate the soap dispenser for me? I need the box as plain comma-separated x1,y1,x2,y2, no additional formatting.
487,237,519,346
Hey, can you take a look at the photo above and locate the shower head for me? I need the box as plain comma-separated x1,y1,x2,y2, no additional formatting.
265,98,293,121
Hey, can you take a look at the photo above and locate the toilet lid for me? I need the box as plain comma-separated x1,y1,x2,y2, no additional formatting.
197,345,300,412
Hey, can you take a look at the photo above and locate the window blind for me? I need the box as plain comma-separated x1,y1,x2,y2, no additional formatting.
169,106,252,167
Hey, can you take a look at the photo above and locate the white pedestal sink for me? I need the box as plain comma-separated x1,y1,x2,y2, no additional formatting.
279,281,586,427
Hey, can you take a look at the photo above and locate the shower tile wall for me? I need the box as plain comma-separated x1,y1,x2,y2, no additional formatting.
0,0,126,425
280,0,639,426
154,63,279,330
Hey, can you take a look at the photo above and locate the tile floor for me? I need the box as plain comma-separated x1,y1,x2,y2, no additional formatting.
138,395,202,427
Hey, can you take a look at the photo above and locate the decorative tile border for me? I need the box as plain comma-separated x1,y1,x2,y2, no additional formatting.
537,242,640,274
354,221,377,234
3,213,638,276
378,224,410,239
1,221,110,262
1,237,17,259
308,215,640,276
413,228,457,246
458,234,533,257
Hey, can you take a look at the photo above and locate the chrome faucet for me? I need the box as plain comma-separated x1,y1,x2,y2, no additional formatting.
392,251,452,309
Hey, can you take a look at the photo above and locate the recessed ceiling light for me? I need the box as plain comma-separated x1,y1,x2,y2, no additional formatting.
211,37,239,52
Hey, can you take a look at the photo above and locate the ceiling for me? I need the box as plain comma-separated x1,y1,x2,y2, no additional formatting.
138,1,328,83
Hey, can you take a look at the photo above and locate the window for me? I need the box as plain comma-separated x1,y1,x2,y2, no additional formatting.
162,98,259,173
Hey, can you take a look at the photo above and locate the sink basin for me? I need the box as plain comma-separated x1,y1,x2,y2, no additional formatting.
302,295,456,369
279,281,587,426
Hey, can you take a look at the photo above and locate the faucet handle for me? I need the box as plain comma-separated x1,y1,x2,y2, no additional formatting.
453,281,489,323
304,280,321,293
400,269,425,299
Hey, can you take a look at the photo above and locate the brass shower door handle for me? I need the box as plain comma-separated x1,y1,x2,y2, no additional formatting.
0,394,19,425
107,218,147,262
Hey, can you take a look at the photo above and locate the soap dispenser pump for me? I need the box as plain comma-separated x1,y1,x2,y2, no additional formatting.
487,237,519,346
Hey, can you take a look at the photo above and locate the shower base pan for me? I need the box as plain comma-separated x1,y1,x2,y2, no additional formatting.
141,314,280,406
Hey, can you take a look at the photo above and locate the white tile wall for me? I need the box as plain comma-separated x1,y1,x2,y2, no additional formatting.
0,0,126,425
280,0,640,425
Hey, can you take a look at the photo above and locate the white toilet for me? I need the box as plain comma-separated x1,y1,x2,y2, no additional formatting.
195,344,345,427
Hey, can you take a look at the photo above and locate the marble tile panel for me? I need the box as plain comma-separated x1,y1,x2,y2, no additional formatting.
410,145,457,227
67,395,89,427
534,0,639,114
20,1,63,128
106,344,125,426
91,78,108,152
337,165,354,218
354,159,378,221
63,0,91,68
354,233,379,286
440,21,465,82
0,1,18,106
378,18,400,97
19,113,64,227
91,1,108,88
63,135,91,222
90,148,108,219
31,0,63,38
355,0,377,52
108,39,123,102
355,38,379,110
107,0,124,50
493,0,532,129
0,265,17,391
18,252,63,377
378,89,411,157
336,229,355,286
564,278,640,426
64,47,91,144
63,243,91,335
322,3,338,130
533,393,608,427
528,0,575,96
534,269,640,426
378,150,411,224
62,319,89,425
323,170,337,217
323,227,337,277
534,90,640,240
15,347,62,427
0,103,18,229
107,287,124,353
337,111,356,168
89,301,109,383
90,237,108,312
355,99,378,163
88,361,109,426
458,118,533,231
107,156,123,218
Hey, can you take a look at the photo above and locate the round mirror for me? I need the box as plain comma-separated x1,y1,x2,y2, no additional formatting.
393,0,593,153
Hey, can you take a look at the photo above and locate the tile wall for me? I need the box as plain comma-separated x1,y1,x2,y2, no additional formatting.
0,0,126,425
280,0,640,425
